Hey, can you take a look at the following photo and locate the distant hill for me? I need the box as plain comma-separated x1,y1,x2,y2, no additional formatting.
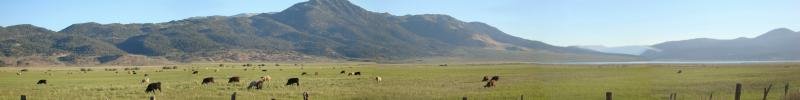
0,0,637,66
574,45,653,55
642,28,800,60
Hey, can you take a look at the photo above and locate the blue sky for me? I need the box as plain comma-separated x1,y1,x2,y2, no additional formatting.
1,0,799,47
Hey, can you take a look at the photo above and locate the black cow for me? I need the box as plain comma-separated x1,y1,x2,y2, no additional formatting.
301,72,308,75
340,70,346,74
202,77,214,84
491,76,499,81
192,71,199,74
484,80,496,88
228,77,240,83
482,76,490,82
36,79,47,84
286,78,300,86
354,72,361,75
247,80,264,89
145,82,162,93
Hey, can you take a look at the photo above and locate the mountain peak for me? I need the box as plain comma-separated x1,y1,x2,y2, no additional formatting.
756,28,797,39
282,0,367,15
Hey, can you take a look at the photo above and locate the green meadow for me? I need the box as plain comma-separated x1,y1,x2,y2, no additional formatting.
1,63,799,100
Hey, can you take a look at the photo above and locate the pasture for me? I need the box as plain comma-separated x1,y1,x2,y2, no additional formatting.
1,63,799,100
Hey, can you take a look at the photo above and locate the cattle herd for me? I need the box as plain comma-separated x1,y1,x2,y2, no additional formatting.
18,64,503,95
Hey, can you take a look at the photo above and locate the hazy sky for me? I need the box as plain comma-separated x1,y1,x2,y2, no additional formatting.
1,0,799,47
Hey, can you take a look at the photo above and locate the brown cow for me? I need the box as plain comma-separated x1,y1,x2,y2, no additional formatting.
229,76,240,83
202,77,214,84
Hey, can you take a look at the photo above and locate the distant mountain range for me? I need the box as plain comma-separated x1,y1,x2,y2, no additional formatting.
0,0,636,66
573,45,653,55
642,28,800,61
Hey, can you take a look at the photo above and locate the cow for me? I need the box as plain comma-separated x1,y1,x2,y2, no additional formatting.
214,69,219,72
142,78,150,84
247,80,265,89
354,72,361,75
286,78,300,86
375,76,382,82
314,72,319,75
482,76,490,82
229,77,240,83
262,76,272,82
36,79,47,85
340,70,346,74
145,82,162,93
261,70,267,72
202,77,214,84
491,76,500,81
484,80,496,88
16,72,21,76
677,70,683,74
144,74,149,77
347,72,353,76
192,71,199,74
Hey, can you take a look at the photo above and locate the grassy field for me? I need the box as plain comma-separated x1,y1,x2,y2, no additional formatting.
1,63,799,100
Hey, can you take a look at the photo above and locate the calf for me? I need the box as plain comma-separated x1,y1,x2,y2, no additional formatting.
142,78,150,84
286,78,300,86
228,77,240,83
36,79,47,85
262,76,272,82
202,77,214,84
145,82,162,93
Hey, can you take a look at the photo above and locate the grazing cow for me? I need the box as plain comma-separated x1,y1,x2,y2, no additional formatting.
36,79,47,84
202,77,214,84
144,74,149,77
347,72,353,76
491,76,500,81
484,80,496,88
482,76,490,82
375,76,382,82
677,70,683,74
229,77,240,83
142,78,150,84
192,71,199,74
132,71,137,75
340,70,346,74
262,70,267,72
286,78,300,86
262,76,272,82
247,80,265,89
354,72,361,75
301,72,308,75
145,82,162,93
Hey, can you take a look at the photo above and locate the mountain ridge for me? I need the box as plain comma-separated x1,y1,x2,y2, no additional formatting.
642,28,800,60
0,0,637,66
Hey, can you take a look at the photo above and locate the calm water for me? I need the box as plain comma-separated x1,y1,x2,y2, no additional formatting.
539,60,800,65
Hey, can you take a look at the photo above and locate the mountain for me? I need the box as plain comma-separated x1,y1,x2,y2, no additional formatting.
642,28,800,60
1,0,637,66
574,45,654,55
